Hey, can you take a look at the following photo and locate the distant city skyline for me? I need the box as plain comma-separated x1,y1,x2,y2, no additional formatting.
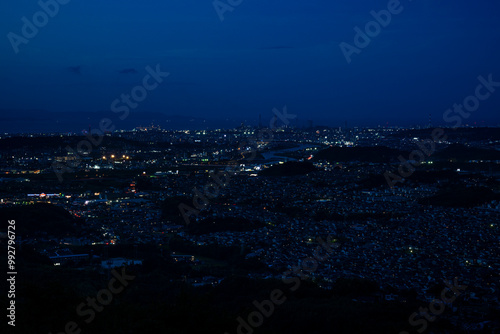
0,108,499,134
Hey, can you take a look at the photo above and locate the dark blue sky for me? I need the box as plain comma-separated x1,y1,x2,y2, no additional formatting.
1,0,500,127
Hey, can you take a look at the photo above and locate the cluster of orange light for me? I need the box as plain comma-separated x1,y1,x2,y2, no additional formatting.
102,155,130,159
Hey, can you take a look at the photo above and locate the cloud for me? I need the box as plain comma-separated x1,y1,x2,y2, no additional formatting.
166,81,198,86
67,66,82,75
119,68,138,74
258,46,294,50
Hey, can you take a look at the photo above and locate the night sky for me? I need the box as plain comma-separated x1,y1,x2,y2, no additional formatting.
1,0,500,127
